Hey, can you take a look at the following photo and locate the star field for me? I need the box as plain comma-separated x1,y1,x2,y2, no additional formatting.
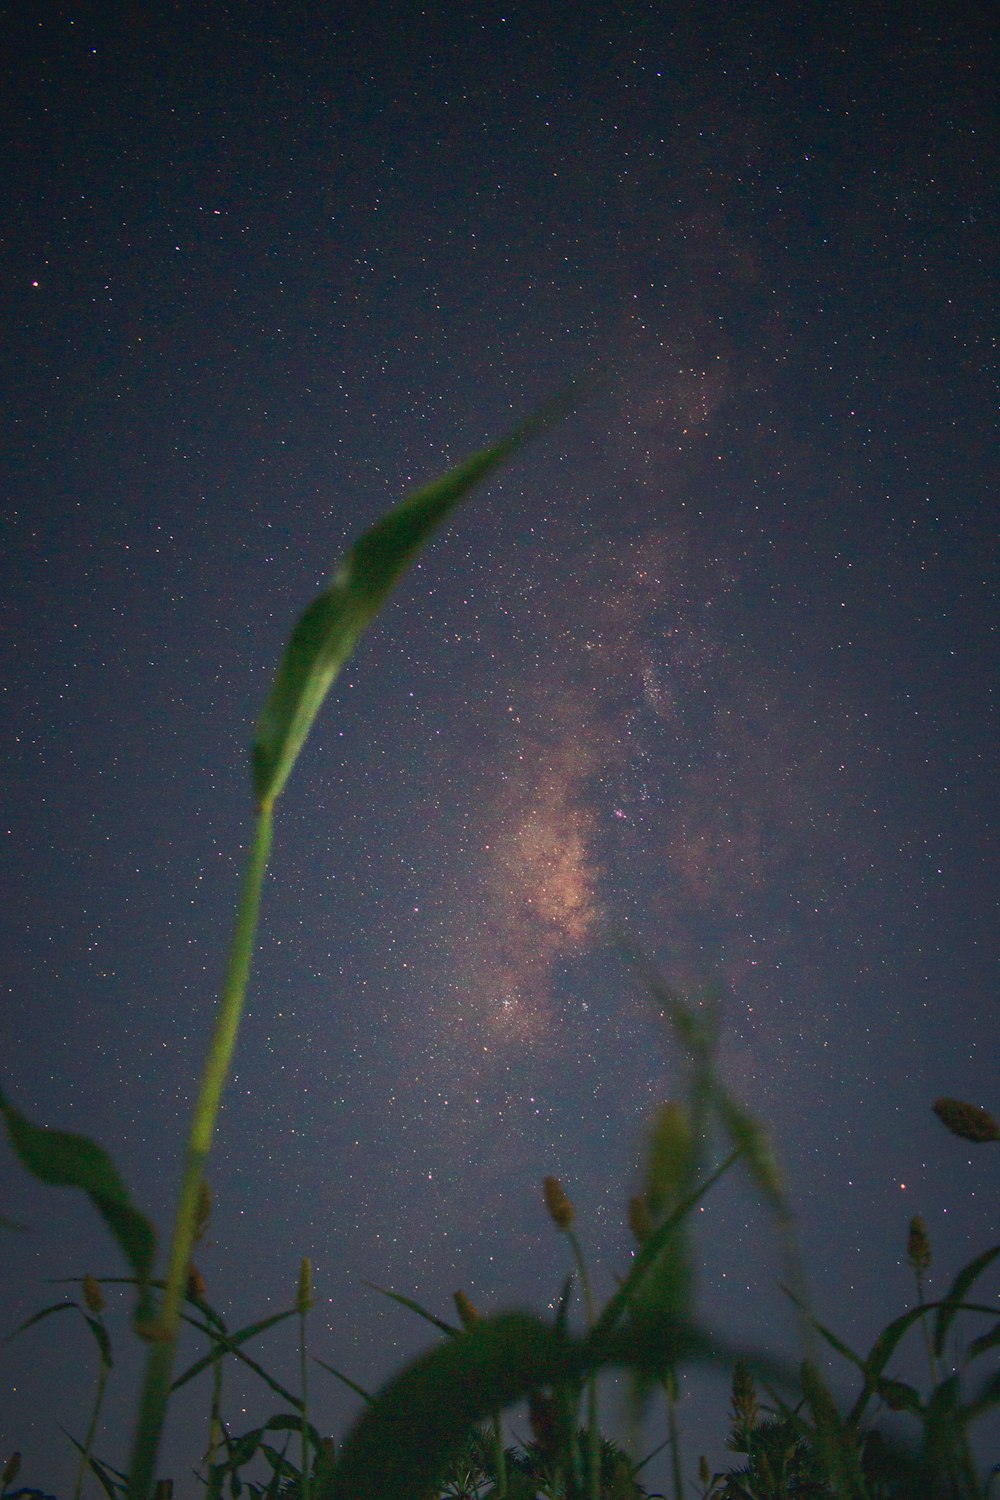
1,3,996,1490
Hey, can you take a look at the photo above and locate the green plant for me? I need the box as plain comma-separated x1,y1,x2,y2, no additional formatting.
1,395,571,1497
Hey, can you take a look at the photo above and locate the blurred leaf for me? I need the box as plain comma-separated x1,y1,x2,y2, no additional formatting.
875,1376,923,1415
314,1355,373,1404
253,397,572,808
645,1102,695,1217
60,1429,128,1500
596,1150,741,1338
933,1242,1000,1357
363,1280,459,1337
0,1088,156,1319
799,1360,867,1498
962,1366,1000,1423
714,1093,787,1216
921,1374,964,1481
967,1319,1000,1363
322,1312,570,1500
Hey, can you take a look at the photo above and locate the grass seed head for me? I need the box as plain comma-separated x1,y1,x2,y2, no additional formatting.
907,1214,932,1277
932,1097,1000,1143
82,1273,105,1315
452,1289,480,1330
297,1256,314,1314
2,1454,21,1488
187,1265,207,1302
543,1174,575,1230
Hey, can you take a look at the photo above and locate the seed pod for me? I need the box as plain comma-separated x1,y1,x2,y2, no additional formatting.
2,1453,22,1488
82,1274,105,1315
907,1214,932,1278
932,1097,1000,1143
297,1256,314,1314
543,1175,575,1230
452,1289,480,1330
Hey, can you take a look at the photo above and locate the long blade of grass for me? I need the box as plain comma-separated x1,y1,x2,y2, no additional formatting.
253,395,573,810
313,1355,374,1404
0,1089,155,1321
179,1308,303,1408
363,1280,459,1337
594,1150,742,1339
7,1299,79,1338
172,1306,298,1391
933,1242,1000,1357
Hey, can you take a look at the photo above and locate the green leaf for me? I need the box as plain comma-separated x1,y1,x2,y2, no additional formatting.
253,398,570,808
595,1150,741,1338
313,1355,373,1404
363,1280,459,1337
933,1242,1000,1357
172,1306,298,1391
645,1102,695,1216
59,1429,128,1500
0,1087,156,1319
967,1319,1000,1362
7,1298,79,1339
179,1309,303,1409
961,1366,1000,1423
714,1092,787,1217
322,1312,571,1500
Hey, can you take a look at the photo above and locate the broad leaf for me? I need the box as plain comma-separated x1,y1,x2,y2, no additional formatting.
0,1087,156,1318
323,1312,570,1500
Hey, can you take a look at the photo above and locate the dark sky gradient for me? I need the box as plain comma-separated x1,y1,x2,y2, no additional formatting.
2,3,997,1491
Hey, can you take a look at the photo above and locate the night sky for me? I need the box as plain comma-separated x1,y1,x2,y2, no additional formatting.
2,3,997,1491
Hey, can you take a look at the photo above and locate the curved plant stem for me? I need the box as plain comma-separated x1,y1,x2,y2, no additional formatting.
127,805,273,1500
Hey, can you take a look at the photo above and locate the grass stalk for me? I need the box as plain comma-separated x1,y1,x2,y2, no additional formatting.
298,1258,313,1500
663,1369,684,1500
73,1353,109,1500
127,804,273,1500
566,1228,600,1500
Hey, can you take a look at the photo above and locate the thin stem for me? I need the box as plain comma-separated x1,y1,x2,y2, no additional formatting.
914,1271,942,1387
300,1304,311,1500
567,1229,600,1500
664,1369,684,1500
127,805,273,1500
491,1412,507,1498
73,1354,109,1500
